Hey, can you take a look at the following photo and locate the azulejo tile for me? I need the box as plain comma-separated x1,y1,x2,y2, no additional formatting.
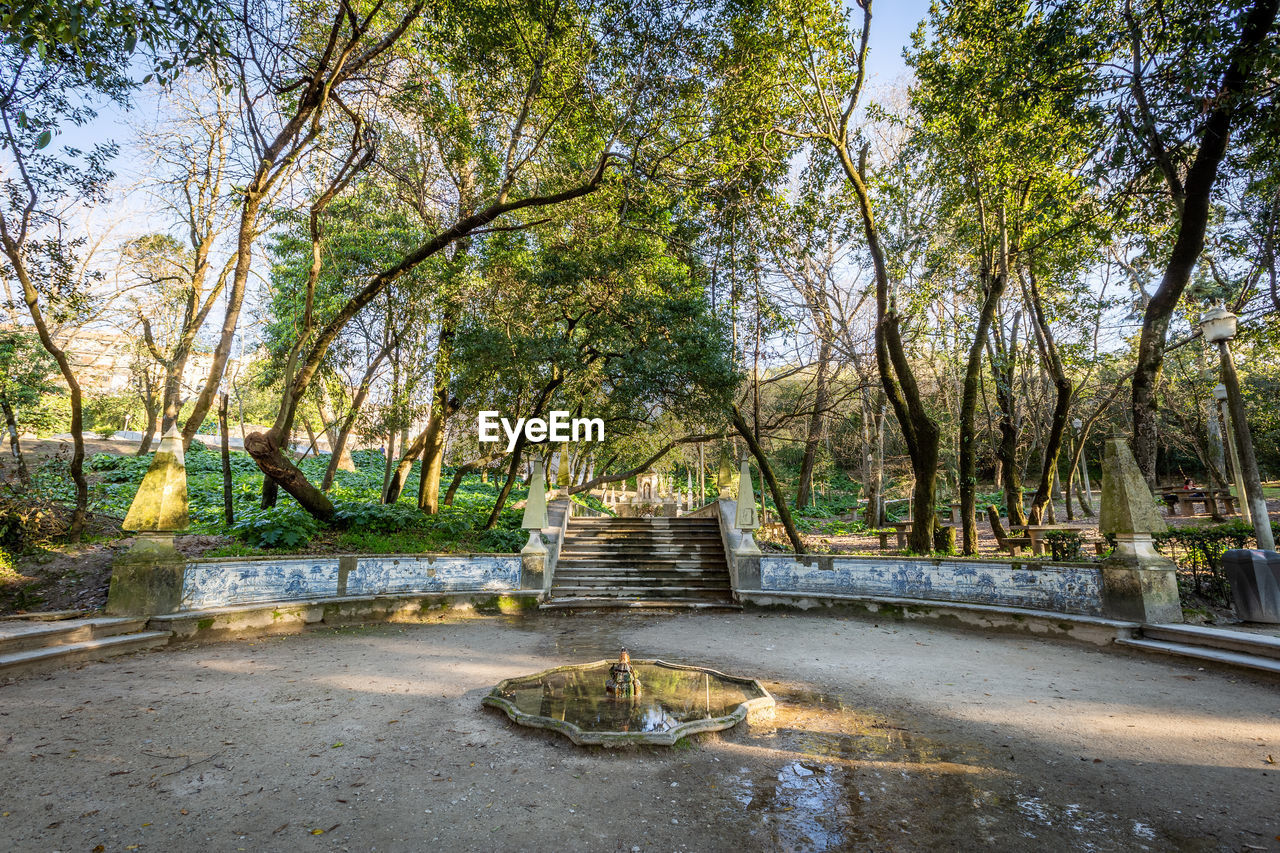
760,555,1101,616
348,556,520,596
182,559,340,609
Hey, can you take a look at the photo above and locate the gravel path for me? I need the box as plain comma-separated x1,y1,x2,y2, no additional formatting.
0,610,1277,852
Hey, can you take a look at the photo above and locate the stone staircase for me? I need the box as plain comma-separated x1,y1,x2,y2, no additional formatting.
544,517,736,609
1117,623,1280,676
0,614,171,680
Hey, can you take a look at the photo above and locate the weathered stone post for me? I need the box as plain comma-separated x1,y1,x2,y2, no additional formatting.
107,426,190,616
716,446,736,499
728,455,763,592
520,463,550,590
1098,437,1182,624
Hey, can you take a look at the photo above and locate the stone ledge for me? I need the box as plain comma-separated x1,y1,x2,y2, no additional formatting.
739,590,1137,647
149,590,542,642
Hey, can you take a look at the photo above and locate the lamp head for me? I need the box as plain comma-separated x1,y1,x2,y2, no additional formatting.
1213,382,1228,402
1199,304,1238,344
1071,418,1082,430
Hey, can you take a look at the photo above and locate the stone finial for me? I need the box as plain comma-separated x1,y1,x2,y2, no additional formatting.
522,463,549,530
735,457,759,530
716,446,735,499
1098,437,1167,536
122,425,189,533
521,463,549,556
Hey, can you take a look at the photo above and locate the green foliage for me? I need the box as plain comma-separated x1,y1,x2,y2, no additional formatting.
1154,520,1280,606
83,392,143,438
1043,530,1084,562
230,504,322,549
332,501,430,534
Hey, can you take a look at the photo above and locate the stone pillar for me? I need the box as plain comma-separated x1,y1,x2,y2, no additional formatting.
734,456,762,557
107,426,190,616
1097,437,1182,624
520,463,549,590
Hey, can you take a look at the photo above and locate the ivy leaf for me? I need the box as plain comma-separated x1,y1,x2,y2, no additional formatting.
35,130,51,150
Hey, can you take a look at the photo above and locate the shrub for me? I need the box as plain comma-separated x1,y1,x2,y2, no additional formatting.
1153,520,1280,606
332,501,429,534
230,504,320,548
474,527,525,553
1044,530,1084,562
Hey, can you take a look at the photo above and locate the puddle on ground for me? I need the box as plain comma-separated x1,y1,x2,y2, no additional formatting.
715,686,1196,852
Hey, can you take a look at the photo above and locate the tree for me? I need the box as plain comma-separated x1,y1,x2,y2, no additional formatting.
1112,0,1280,484
0,330,58,481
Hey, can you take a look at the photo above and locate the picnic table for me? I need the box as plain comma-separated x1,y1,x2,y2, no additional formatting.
1160,487,1237,517
1009,524,1075,557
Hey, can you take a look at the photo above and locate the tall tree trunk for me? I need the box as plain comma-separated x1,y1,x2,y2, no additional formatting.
838,145,940,552
988,328,1027,527
485,436,529,530
960,237,1009,554
1130,0,1279,484
795,337,831,508
137,388,159,456
219,392,234,526
1023,264,1073,524
0,395,29,483
3,244,88,537
321,345,389,491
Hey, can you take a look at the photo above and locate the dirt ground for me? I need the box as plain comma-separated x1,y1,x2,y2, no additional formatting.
0,610,1276,852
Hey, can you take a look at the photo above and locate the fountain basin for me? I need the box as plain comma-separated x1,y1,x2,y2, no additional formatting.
483,659,774,747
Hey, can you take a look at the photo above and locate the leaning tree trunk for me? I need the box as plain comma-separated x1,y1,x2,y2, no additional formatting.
244,430,335,520
732,405,804,552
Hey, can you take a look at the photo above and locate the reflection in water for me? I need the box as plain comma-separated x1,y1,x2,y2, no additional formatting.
719,687,1180,852
497,662,763,734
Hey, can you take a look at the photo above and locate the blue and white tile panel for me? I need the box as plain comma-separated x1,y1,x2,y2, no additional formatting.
182,558,339,609
759,556,1102,616
346,555,520,596
180,555,521,610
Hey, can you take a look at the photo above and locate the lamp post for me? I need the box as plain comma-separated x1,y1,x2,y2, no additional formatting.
1200,305,1272,549
1213,382,1251,527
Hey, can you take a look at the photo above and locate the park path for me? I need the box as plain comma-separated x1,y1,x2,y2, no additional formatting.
0,610,1276,852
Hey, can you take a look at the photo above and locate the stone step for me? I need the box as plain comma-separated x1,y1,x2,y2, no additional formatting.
550,585,730,599
1116,637,1280,676
562,533,724,543
556,556,727,567
552,577,730,589
0,609,89,622
555,563,730,574
559,545,724,556
0,616,150,656
539,597,740,611
0,631,172,680
570,518,717,524
1139,624,1280,661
